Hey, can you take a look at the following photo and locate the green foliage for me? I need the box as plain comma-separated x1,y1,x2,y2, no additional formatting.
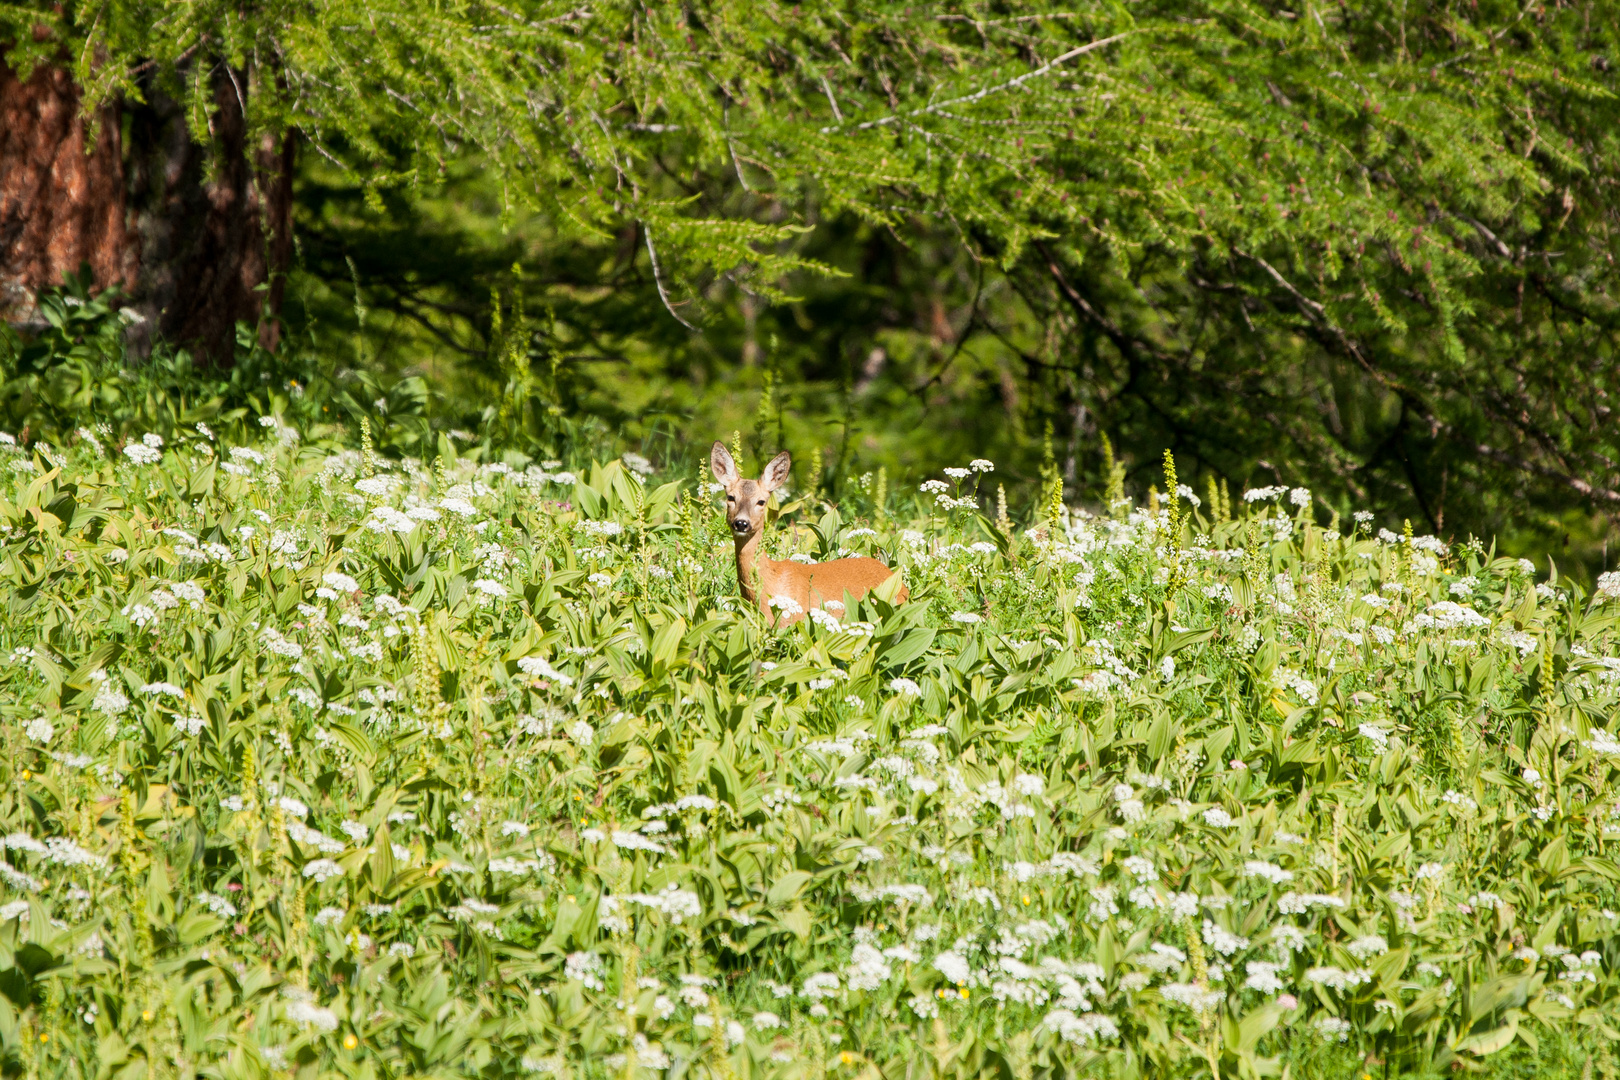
9,0,1619,567
0,424,1619,1079
0,277,578,467
0,278,325,451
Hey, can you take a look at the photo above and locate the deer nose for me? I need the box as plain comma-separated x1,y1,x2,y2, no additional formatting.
731,517,750,532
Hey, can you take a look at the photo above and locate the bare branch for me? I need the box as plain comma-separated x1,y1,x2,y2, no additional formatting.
820,31,1139,134
1241,251,1401,394
723,103,751,192
1471,441,1620,505
1456,212,1513,259
1040,244,1173,364
935,12,1094,25
818,72,844,122
642,224,698,332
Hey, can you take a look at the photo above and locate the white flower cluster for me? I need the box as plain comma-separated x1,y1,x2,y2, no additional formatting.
1,833,110,872
1269,666,1319,706
283,989,338,1031
516,655,574,687
564,951,605,990
1404,601,1490,633
1073,638,1139,696
1277,892,1347,913
123,434,164,465
850,883,934,906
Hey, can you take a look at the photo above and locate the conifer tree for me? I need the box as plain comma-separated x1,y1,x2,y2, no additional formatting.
1,0,1616,534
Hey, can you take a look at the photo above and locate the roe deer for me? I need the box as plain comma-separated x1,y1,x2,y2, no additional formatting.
711,442,908,626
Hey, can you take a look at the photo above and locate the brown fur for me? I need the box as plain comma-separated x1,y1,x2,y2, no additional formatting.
711,442,909,626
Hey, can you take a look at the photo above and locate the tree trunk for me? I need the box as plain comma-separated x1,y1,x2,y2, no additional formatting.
0,57,135,325
0,51,295,364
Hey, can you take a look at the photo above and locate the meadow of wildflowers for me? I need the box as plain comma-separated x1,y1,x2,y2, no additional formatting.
1,423,1619,1079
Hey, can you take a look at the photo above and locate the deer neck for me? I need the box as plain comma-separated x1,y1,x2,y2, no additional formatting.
733,530,775,611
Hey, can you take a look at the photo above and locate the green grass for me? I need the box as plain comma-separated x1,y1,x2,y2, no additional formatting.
0,428,1617,1080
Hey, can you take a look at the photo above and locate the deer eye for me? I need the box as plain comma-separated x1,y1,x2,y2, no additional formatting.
757,500,765,506
726,495,734,502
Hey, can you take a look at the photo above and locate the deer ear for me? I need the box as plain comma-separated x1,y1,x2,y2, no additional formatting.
710,442,738,486
761,451,792,492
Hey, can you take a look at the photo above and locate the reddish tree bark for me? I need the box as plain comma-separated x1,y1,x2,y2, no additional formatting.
0,51,295,363
0,57,135,323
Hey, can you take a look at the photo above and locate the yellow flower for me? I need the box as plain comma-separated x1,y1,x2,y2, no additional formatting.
20,771,30,781
141,1010,153,1022
840,1051,854,1065
958,988,969,1000
344,1034,359,1050
1021,895,1031,905
38,1033,49,1043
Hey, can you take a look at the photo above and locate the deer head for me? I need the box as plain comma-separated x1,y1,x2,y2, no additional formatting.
710,442,790,541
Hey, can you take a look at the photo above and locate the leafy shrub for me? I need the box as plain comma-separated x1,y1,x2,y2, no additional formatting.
0,279,428,460
0,430,1617,1079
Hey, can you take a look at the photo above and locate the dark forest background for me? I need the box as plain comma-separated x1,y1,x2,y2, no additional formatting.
4,0,1619,576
